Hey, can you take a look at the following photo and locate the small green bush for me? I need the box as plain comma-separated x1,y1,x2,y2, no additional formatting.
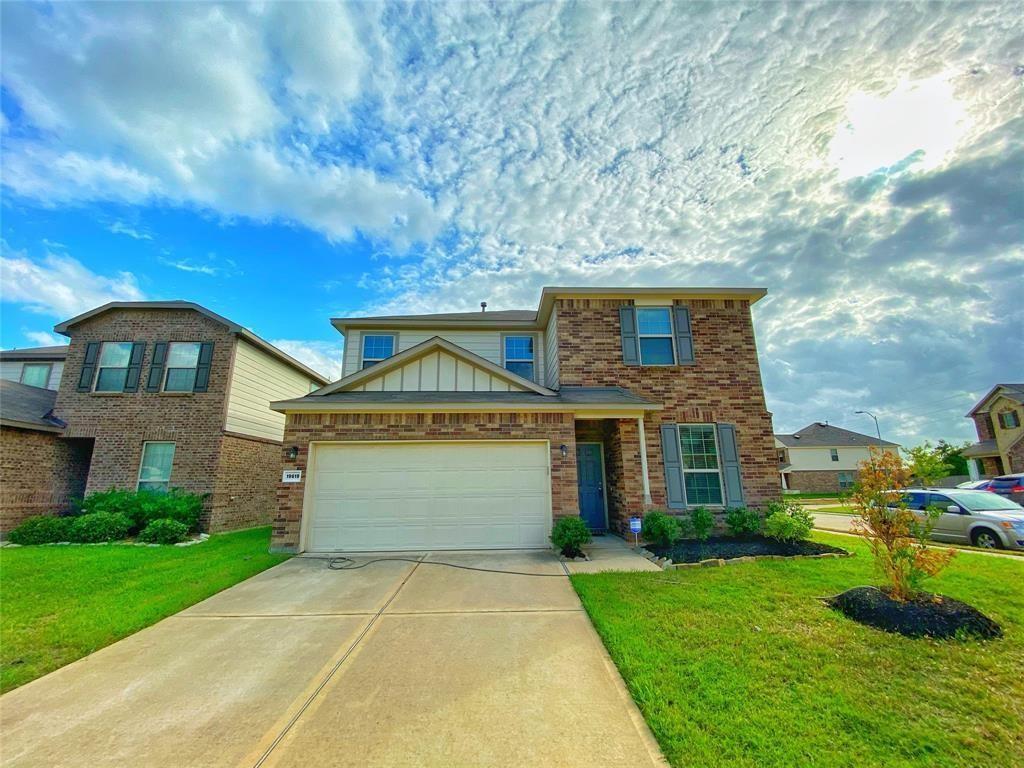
7,515,73,545
68,512,133,543
550,516,592,557
725,506,762,538
78,488,203,533
763,500,814,542
138,518,190,545
641,510,682,547
688,506,715,541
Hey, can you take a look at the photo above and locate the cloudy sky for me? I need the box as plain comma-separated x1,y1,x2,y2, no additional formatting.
1,1,1021,447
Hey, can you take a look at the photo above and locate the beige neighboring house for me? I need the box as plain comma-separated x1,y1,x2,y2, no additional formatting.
964,383,1024,478
775,422,900,493
0,345,68,390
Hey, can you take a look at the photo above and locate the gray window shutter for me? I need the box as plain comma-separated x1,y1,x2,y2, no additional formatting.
619,306,640,365
123,342,146,392
77,342,100,391
193,342,214,392
146,342,168,391
717,423,745,507
673,306,694,364
660,424,686,509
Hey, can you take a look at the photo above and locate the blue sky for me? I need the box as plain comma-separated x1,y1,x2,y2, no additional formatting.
1,1,1021,447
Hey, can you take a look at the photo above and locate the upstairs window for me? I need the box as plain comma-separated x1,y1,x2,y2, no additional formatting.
19,363,51,388
503,336,535,380
163,342,201,392
95,342,134,392
636,308,675,365
998,410,1021,429
830,448,839,462
679,424,723,505
361,335,395,369
138,442,175,493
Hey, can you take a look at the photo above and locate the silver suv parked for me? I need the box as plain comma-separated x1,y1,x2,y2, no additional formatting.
897,489,1024,550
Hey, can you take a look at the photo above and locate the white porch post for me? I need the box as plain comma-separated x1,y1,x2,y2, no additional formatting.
968,458,980,481
637,416,653,507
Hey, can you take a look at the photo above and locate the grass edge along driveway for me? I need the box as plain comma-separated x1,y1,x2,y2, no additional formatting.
571,532,1024,768
1,526,289,693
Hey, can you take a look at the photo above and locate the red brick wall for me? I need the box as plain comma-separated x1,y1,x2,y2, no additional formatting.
0,429,91,534
53,308,237,529
211,433,281,532
272,411,577,552
973,413,995,441
555,297,779,527
1007,438,1024,474
787,470,846,493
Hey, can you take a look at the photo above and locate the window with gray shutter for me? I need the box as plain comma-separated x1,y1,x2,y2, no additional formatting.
716,423,745,508
672,306,694,364
660,424,686,509
619,306,640,365
146,342,168,392
77,342,100,391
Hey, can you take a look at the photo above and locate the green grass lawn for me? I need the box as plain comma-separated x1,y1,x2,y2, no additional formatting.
814,505,855,514
0,526,289,693
572,532,1024,767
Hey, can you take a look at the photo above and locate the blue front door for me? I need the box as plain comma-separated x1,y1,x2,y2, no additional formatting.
577,443,606,530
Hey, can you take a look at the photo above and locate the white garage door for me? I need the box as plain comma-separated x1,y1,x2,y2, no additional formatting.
304,441,551,552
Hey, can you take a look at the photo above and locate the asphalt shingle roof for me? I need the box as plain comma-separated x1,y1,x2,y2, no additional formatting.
775,422,899,448
335,309,537,323
0,345,68,361
0,380,63,431
281,386,657,408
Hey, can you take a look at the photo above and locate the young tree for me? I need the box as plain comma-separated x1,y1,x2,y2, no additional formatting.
904,441,953,486
935,439,970,476
850,448,955,601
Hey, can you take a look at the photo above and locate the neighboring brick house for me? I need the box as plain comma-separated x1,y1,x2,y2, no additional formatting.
0,302,327,535
0,345,67,390
270,287,781,553
774,423,900,493
964,384,1024,477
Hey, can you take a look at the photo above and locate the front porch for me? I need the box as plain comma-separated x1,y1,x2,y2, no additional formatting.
574,418,652,535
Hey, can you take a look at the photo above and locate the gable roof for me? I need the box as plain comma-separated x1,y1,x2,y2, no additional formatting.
315,336,555,396
53,301,329,385
775,422,899,448
0,380,64,432
968,383,1024,416
331,286,767,332
0,345,69,361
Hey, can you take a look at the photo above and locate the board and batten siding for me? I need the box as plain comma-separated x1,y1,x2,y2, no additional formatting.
351,350,528,393
0,360,65,390
225,340,319,441
342,329,546,384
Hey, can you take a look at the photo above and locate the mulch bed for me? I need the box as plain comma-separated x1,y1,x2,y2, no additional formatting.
826,586,1002,640
650,536,848,563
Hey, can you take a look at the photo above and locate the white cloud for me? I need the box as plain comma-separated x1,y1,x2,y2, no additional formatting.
22,330,67,347
0,243,145,318
108,221,153,241
269,339,344,381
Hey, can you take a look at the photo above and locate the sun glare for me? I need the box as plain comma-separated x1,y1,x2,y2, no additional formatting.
829,74,967,180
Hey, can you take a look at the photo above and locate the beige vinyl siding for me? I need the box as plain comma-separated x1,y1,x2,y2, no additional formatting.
343,329,546,384
0,360,65,390
225,340,319,441
351,350,525,393
544,309,559,389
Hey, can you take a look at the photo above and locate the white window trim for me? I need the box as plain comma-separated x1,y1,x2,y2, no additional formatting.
360,333,397,369
137,441,175,492
830,448,839,462
501,333,537,381
19,362,52,387
162,341,202,392
678,423,725,506
637,307,676,366
94,341,134,392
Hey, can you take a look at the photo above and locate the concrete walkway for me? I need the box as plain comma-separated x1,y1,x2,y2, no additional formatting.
1,548,667,768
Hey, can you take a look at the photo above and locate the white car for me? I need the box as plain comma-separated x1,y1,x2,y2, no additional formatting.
898,489,1024,550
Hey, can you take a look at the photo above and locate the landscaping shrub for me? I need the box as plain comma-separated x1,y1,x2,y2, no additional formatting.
68,512,133,543
78,488,203,533
763,500,814,542
7,515,73,545
641,510,681,547
138,518,190,545
550,516,592,557
688,506,714,541
725,506,762,537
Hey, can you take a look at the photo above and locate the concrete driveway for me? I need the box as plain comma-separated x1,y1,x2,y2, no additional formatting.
1,547,666,768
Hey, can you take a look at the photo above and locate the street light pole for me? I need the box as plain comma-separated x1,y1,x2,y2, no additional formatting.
854,410,882,444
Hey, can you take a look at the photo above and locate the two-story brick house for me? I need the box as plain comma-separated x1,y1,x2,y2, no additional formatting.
270,287,779,553
964,383,1024,477
0,301,327,534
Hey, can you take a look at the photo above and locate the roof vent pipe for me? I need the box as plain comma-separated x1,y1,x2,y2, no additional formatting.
480,302,487,312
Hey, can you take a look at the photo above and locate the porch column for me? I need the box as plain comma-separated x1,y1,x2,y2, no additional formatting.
968,458,980,481
637,416,653,507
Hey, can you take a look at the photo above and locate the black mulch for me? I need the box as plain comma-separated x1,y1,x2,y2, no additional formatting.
826,586,1002,640
649,536,848,563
